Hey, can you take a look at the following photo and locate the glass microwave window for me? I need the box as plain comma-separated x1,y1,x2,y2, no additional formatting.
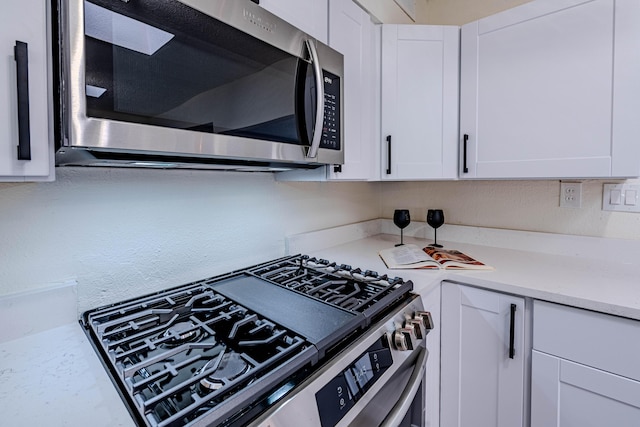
83,0,315,145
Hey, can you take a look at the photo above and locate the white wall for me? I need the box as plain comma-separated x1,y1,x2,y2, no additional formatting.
0,168,379,311
380,180,640,240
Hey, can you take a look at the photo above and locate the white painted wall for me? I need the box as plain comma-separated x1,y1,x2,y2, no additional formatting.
0,168,379,311
380,180,640,241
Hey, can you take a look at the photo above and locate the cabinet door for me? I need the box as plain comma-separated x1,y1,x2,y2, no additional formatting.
327,0,378,181
0,0,52,182
441,283,526,427
531,350,640,427
612,0,640,177
460,0,640,179
259,0,328,43
381,25,459,181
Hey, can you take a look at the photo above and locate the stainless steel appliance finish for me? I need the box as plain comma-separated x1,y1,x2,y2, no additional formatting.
81,255,431,427
55,0,344,170
250,294,429,427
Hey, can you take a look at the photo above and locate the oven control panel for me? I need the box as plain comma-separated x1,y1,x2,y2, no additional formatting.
319,70,341,151
315,335,393,427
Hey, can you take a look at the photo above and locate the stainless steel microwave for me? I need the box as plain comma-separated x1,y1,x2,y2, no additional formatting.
54,0,344,171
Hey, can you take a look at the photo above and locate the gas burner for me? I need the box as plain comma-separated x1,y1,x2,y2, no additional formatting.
160,321,202,347
82,255,414,427
198,351,250,392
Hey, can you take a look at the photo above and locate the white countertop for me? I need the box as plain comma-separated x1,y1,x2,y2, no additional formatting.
299,227,640,321
1,221,639,426
0,323,135,427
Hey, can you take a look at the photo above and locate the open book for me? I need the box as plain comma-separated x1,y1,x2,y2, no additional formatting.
378,244,494,270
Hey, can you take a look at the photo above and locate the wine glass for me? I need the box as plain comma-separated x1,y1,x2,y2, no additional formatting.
393,209,411,247
427,209,444,248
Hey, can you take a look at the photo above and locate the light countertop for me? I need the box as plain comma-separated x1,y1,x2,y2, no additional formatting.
1,222,639,426
303,230,640,321
0,322,135,427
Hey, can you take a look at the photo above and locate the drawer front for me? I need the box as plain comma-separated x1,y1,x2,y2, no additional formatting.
533,300,640,381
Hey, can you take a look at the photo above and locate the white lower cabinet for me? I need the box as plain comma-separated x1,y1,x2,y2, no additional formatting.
440,282,527,427
532,300,640,427
531,351,640,427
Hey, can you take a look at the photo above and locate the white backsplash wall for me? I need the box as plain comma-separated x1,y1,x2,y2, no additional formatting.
380,180,640,241
0,168,379,312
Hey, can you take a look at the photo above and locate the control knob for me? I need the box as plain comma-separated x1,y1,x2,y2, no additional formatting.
403,318,423,339
392,328,414,351
414,311,434,331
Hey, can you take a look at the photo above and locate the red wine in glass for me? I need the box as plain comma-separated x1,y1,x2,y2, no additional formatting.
427,209,444,248
393,209,410,246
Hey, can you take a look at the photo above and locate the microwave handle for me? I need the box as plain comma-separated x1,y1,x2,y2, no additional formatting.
305,39,325,159
380,346,428,427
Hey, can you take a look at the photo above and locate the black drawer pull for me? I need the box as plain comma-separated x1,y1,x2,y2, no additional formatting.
463,134,469,174
386,135,392,175
15,41,31,161
509,303,516,359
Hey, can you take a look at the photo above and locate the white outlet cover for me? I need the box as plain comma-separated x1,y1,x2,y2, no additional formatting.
560,182,582,208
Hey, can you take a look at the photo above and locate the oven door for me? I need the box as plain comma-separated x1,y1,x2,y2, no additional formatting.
350,347,427,427
59,0,343,167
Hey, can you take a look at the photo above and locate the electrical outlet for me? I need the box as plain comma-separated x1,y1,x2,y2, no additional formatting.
560,182,582,208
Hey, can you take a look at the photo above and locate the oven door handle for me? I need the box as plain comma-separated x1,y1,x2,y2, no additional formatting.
305,39,325,159
380,346,428,427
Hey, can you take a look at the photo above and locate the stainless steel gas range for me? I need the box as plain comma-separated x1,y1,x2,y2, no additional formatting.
81,255,432,427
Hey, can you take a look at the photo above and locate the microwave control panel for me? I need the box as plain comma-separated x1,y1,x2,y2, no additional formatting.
320,70,341,151
315,335,393,427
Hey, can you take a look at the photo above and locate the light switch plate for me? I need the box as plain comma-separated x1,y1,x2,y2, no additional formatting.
603,184,640,212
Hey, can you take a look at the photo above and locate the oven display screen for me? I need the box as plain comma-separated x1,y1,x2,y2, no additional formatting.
315,336,394,427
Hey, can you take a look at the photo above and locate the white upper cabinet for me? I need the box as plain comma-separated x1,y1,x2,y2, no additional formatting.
381,24,459,181
326,0,378,181
259,0,329,43
0,0,53,182
460,0,640,179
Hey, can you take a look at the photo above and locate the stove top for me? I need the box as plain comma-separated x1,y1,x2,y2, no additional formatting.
82,255,413,427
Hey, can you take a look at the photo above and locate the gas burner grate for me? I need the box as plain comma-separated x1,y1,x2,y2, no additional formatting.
84,284,313,427
81,254,414,427
247,255,412,322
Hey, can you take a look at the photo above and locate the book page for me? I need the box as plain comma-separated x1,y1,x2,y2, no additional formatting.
378,244,439,269
422,247,494,270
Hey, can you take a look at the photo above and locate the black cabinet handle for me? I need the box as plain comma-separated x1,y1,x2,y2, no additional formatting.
386,135,392,175
463,134,469,173
509,303,516,359
14,41,31,161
